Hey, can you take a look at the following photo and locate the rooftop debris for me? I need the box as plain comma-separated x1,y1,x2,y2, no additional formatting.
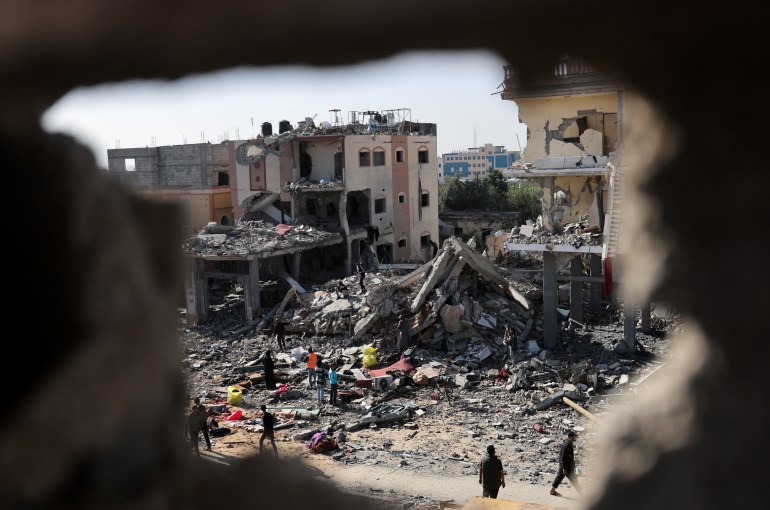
183,220,343,257
506,217,603,249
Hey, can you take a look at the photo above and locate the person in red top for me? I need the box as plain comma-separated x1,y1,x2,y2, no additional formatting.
305,347,318,389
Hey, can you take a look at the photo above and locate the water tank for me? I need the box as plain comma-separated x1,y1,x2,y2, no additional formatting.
279,120,292,133
261,122,272,137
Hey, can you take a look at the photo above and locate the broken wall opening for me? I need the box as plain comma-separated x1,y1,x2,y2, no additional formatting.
346,190,370,228
295,190,342,229
299,243,347,283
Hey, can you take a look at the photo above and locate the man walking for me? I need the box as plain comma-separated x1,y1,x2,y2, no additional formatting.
478,444,505,498
550,430,582,496
259,404,278,457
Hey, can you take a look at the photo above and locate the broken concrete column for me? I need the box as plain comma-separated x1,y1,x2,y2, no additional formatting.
590,254,602,314
353,313,379,338
570,256,583,324
292,251,301,281
543,251,558,349
185,257,209,326
243,257,260,321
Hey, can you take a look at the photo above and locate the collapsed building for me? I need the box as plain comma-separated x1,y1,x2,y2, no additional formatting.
500,58,644,354
169,109,439,325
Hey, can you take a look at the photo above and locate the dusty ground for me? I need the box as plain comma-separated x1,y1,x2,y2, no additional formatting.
180,255,680,509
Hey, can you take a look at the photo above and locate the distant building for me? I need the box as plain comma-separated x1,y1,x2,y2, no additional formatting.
441,143,520,180
437,157,444,183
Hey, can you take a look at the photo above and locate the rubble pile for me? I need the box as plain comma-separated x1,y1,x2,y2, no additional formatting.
506,217,602,249
183,220,342,257
179,236,679,505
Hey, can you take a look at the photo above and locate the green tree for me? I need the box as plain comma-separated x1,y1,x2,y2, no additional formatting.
507,183,542,220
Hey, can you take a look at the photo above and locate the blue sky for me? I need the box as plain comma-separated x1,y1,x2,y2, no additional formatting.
42,50,527,167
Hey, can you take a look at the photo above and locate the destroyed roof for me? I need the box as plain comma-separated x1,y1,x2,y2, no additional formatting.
506,218,603,250
284,178,346,192
183,220,342,258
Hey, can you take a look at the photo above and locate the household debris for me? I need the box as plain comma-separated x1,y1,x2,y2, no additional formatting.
180,235,679,500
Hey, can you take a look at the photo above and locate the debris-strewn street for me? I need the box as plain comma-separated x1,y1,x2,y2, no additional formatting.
180,238,680,508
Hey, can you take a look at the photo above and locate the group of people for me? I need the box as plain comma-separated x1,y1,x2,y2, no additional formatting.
305,347,339,406
479,431,582,500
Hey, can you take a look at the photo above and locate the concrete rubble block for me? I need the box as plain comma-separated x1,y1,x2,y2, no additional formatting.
439,304,463,333
538,437,554,445
527,340,541,353
475,313,497,329
353,313,380,338
477,347,492,361
323,299,354,314
519,224,534,238
454,373,471,389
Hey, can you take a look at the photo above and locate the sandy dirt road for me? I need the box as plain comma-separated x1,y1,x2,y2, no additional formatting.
199,436,583,509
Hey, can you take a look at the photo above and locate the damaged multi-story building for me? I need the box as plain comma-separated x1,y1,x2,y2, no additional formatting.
108,109,439,325
106,143,235,232
501,57,645,353
231,109,439,269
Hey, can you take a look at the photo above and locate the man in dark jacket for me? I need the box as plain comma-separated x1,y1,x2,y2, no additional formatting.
259,404,278,457
478,444,505,498
550,430,582,496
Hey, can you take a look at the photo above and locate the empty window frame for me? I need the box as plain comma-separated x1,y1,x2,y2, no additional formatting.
418,149,429,163
374,198,386,214
421,191,429,207
398,238,407,248
359,149,371,167
420,234,431,247
398,193,405,204
217,171,229,186
373,149,385,166
396,149,404,163
125,158,136,171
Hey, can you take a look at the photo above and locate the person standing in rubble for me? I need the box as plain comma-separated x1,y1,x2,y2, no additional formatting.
478,444,505,498
315,359,327,404
259,404,278,457
305,347,318,389
503,325,516,363
186,397,211,456
260,349,276,390
550,430,582,497
396,314,411,351
273,319,286,351
354,259,366,294
328,363,338,406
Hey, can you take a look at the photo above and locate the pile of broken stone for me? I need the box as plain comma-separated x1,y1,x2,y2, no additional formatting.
183,220,342,257
506,217,603,249
181,236,677,495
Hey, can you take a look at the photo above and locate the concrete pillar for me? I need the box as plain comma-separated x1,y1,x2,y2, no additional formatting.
244,257,260,321
543,251,558,349
622,283,635,354
185,258,208,326
641,302,651,334
292,252,301,281
590,254,602,314
570,256,583,324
